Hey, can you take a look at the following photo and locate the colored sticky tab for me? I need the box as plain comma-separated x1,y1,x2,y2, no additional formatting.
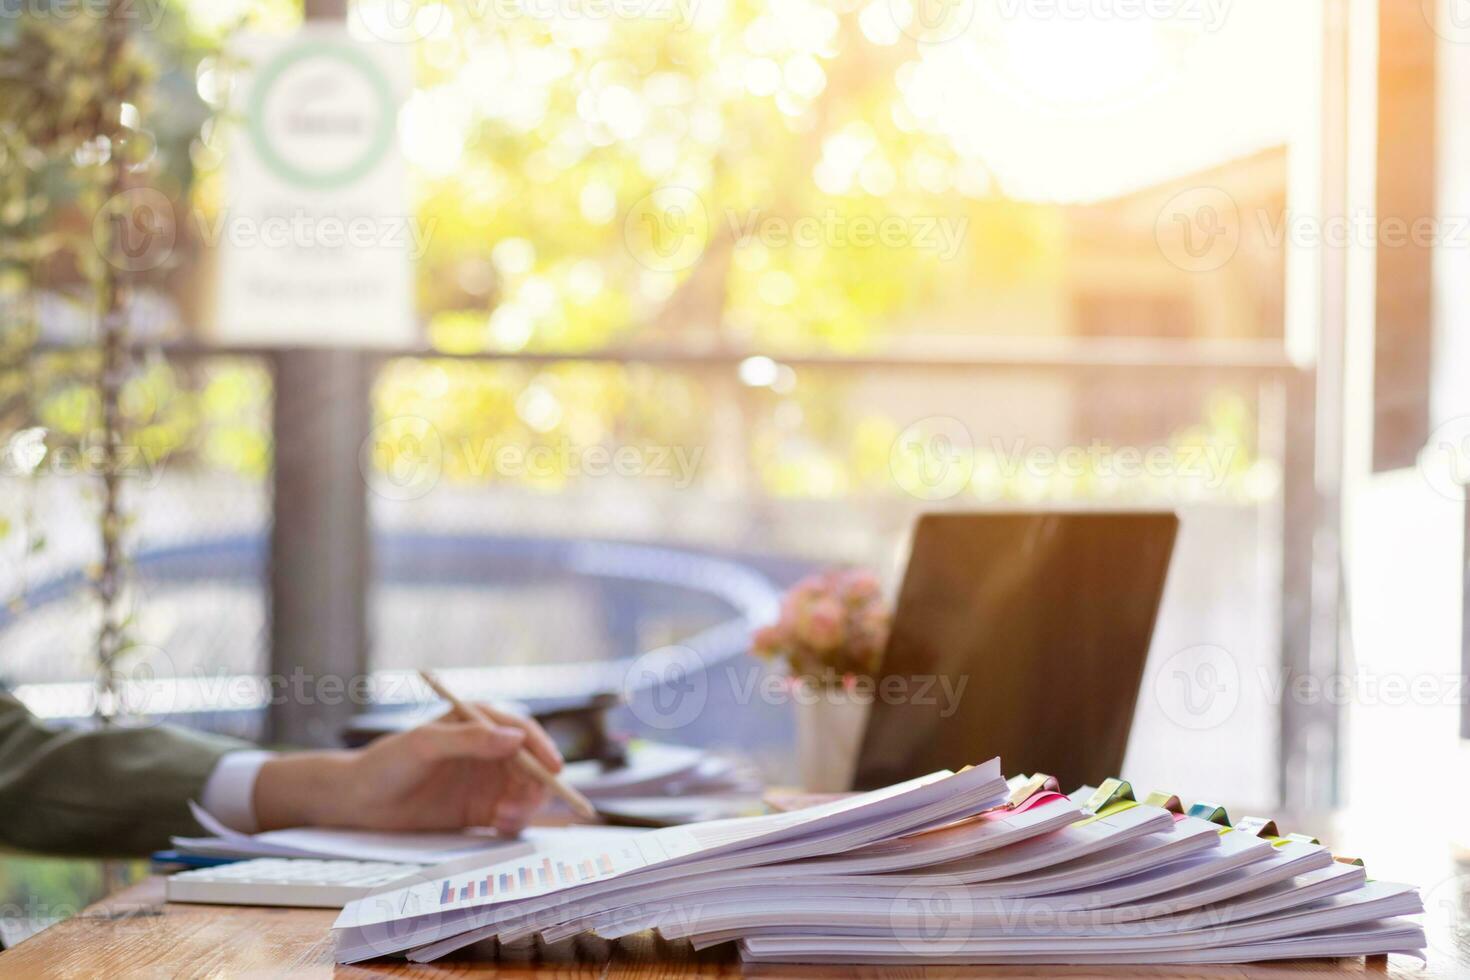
1335,856,1366,868
1285,832,1321,845
1006,773,1061,808
1143,791,1184,815
1082,778,1134,815
1235,816,1281,838
1188,801,1232,826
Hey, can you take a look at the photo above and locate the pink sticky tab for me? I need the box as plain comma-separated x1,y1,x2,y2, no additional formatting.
1012,790,1068,813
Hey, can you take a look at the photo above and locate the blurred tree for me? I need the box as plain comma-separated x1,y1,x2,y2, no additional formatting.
400,0,1057,354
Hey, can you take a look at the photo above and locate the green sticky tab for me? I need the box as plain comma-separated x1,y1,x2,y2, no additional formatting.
1082,778,1134,815
1187,802,1232,826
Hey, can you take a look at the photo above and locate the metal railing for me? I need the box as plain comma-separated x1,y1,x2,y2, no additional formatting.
13,335,1332,810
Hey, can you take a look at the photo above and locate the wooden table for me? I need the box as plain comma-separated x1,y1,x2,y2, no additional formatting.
0,874,1461,979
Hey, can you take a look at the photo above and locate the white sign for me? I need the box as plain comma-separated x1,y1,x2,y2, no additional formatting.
212,26,419,348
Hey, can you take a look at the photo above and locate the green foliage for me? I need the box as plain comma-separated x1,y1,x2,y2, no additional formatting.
0,0,1258,514
0,854,148,934
401,0,1051,355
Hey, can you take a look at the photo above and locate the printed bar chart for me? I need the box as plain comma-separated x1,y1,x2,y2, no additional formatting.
432,851,626,910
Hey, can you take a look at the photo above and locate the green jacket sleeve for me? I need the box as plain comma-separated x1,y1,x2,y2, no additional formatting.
0,693,252,857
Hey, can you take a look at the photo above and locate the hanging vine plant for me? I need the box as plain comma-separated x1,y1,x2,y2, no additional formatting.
0,1,186,718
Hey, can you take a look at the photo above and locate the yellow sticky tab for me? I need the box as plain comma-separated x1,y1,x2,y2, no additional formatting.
1007,774,1044,807
1082,778,1134,815
1143,791,1183,814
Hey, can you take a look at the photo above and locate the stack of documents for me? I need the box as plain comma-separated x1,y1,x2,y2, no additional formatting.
331,759,1425,965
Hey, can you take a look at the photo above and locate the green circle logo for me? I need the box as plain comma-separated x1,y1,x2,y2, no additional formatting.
247,41,395,190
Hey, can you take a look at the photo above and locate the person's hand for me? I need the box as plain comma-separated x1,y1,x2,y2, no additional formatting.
253,707,564,835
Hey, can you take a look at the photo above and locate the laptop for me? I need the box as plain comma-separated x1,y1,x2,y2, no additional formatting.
852,511,1179,792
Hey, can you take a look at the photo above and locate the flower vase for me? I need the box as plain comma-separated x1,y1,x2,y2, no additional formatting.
794,682,871,792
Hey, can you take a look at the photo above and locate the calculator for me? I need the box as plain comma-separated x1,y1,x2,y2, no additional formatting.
165,858,417,908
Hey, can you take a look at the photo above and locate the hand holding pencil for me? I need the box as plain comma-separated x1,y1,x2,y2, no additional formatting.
418,670,599,822
253,679,590,834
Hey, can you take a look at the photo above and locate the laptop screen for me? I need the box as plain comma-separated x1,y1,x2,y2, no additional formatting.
852,511,1179,791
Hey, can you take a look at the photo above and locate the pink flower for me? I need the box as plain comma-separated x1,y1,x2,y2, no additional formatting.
751,565,891,679
793,574,827,597
855,605,889,637
751,624,785,659
796,596,846,651
839,568,881,604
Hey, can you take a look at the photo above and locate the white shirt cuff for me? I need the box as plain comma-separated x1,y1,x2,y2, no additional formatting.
199,750,275,833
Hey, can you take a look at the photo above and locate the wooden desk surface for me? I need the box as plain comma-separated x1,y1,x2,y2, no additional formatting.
0,874,1459,979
